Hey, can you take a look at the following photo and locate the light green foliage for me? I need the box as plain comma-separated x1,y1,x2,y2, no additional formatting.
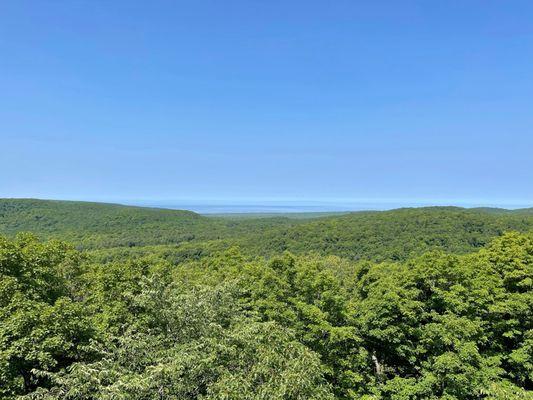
168,234,532,398
0,234,94,397
22,275,332,400
347,233,533,398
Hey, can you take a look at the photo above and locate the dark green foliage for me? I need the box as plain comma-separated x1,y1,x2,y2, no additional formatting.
0,199,301,250
237,207,533,261
2,199,533,263
0,199,216,249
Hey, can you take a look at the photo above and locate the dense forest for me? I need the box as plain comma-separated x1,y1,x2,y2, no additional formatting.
2,199,533,261
1,199,532,399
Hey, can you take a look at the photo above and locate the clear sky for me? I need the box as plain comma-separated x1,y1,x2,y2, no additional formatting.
1,1,532,207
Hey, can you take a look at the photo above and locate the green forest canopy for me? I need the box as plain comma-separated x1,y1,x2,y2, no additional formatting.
0,198,532,399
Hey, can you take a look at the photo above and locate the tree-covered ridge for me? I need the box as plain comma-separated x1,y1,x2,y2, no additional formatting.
1,232,532,399
1,199,533,263
0,199,298,249
237,207,533,261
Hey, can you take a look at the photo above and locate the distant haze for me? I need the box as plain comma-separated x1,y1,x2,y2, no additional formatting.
123,199,533,214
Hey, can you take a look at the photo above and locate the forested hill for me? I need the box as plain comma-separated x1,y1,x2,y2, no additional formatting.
1,198,533,262
238,206,533,261
0,198,205,247
0,198,296,249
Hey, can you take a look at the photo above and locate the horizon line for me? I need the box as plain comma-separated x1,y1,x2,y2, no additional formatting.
2,196,532,212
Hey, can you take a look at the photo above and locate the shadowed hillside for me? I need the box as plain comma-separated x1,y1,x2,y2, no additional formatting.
236,206,533,261
0,199,302,249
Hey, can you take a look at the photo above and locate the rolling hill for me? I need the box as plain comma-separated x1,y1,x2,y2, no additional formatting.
1,198,532,263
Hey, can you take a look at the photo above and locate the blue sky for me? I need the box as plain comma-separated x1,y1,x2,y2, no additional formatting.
1,1,532,207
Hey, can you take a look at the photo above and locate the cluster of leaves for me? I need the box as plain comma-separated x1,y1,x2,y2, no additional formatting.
0,235,331,399
0,234,94,396
171,233,533,399
2,231,531,399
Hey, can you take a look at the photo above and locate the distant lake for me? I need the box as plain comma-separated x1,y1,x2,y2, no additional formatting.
158,204,358,214
129,201,379,214
123,200,532,214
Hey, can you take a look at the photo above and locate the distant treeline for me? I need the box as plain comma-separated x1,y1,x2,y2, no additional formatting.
1,199,532,261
